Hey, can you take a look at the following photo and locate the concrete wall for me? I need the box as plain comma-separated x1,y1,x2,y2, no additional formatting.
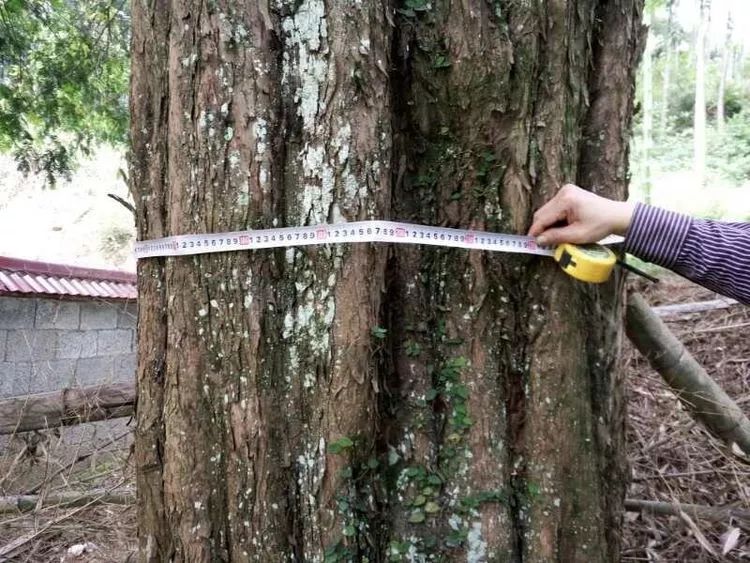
0,296,136,398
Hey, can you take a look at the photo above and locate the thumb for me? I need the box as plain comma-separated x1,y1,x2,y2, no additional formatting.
536,224,590,246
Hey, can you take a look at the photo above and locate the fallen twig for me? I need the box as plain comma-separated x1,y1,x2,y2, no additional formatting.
625,498,750,522
0,487,134,515
0,383,134,435
652,298,739,318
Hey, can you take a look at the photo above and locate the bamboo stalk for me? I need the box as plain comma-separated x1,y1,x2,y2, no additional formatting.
625,498,750,522
626,293,750,455
0,488,134,514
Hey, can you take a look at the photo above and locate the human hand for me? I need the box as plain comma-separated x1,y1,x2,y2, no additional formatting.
527,184,635,246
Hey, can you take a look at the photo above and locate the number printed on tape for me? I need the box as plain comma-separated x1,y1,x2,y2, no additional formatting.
133,220,568,260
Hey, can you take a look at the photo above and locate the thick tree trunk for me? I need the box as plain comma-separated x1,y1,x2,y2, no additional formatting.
130,1,644,561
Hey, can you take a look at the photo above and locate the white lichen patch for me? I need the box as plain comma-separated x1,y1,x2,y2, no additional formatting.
281,0,328,132
467,521,487,563
299,144,335,224
295,437,327,561
254,118,268,156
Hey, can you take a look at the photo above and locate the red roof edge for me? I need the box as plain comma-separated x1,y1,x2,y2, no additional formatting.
0,256,136,284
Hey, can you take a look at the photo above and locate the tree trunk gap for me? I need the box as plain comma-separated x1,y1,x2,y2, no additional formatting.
129,1,645,561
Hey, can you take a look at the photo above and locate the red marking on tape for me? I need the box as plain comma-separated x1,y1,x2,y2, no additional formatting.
395,228,406,237
465,234,475,244
316,228,328,240
239,235,250,245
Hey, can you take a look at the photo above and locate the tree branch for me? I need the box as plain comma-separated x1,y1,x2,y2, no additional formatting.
625,292,750,455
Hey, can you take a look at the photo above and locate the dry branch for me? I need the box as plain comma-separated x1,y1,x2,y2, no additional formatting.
652,298,738,318
0,488,135,515
0,383,135,435
626,293,750,455
625,498,750,522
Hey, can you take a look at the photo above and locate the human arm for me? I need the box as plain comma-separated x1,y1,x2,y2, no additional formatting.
528,184,750,305
623,204,750,304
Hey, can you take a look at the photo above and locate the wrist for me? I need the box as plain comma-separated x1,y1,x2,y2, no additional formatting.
611,201,636,236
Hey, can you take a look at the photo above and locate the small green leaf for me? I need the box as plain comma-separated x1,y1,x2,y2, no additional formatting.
527,482,541,498
434,54,451,69
425,388,438,401
425,501,440,513
405,0,429,11
413,495,426,507
371,326,387,340
367,457,379,469
343,524,356,537
405,340,422,357
409,510,425,523
328,437,354,454
427,474,442,485
453,384,469,399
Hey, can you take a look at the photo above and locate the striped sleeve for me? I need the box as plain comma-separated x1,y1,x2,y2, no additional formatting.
623,203,750,305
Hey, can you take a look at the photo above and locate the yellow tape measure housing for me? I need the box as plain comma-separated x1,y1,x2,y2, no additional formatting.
554,243,616,283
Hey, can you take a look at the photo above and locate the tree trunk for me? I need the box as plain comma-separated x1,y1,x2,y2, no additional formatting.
641,8,654,203
694,0,710,187
717,11,733,135
660,0,675,132
130,1,644,561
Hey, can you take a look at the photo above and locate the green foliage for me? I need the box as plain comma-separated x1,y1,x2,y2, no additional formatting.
397,0,430,17
637,109,750,186
708,110,750,184
370,326,387,340
328,436,355,454
0,0,130,183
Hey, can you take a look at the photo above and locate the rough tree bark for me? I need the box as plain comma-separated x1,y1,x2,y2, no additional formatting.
130,1,644,561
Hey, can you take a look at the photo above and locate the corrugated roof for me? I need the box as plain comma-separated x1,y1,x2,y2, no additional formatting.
0,256,136,300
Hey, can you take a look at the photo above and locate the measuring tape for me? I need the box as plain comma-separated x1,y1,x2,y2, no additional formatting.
134,220,621,283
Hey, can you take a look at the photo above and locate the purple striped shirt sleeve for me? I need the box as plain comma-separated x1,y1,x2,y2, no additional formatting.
624,203,750,305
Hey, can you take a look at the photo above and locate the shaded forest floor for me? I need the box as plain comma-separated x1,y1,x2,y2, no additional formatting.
0,274,748,561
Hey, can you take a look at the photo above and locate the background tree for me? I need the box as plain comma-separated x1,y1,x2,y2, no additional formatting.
693,0,710,186
0,0,129,183
642,2,657,203
716,10,733,134
660,0,677,132
129,1,645,561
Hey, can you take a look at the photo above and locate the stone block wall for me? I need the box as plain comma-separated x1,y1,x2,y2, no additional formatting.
0,296,136,398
